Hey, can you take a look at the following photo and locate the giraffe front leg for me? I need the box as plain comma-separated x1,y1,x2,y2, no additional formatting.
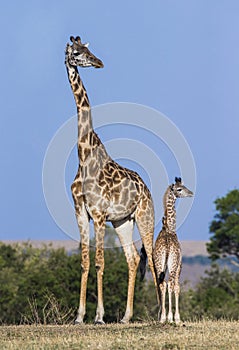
113,219,139,323
74,210,90,324
94,217,106,324
75,242,90,324
71,182,90,325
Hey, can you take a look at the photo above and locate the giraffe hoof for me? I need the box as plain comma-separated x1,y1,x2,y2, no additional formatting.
159,319,166,324
120,318,129,324
74,319,84,325
94,320,105,325
175,320,181,326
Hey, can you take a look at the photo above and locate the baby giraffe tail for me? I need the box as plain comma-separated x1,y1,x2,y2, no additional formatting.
139,244,147,281
158,271,165,285
140,244,163,285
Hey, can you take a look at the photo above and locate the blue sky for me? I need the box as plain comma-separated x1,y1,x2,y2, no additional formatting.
1,1,239,242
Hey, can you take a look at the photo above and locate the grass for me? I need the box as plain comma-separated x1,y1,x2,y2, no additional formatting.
0,320,239,350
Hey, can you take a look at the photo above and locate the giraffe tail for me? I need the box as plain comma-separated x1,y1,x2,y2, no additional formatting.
139,244,147,281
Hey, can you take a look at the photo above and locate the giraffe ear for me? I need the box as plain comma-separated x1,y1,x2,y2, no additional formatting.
84,42,89,48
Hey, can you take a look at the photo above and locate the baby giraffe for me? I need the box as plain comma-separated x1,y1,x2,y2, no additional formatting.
153,177,193,324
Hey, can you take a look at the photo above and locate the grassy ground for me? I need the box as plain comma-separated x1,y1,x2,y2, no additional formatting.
0,320,238,350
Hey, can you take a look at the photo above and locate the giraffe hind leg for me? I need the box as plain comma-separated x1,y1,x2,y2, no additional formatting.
174,262,182,324
174,279,181,325
153,246,168,320
159,280,167,323
136,202,160,306
112,218,140,323
167,279,174,323
167,259,178,323
167,250,181,324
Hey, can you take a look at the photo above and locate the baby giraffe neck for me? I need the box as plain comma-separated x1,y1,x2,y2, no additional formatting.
163,187,176,232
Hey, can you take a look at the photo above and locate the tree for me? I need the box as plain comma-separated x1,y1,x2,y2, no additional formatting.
207,189,239,264
184,264,239,320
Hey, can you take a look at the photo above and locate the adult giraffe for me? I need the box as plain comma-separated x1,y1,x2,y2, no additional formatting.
65,36,158,324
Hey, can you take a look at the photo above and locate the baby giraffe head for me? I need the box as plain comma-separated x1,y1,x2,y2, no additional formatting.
171,177,194,198
65,35,104,69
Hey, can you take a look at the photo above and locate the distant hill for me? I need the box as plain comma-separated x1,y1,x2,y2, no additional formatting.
1,239,209,256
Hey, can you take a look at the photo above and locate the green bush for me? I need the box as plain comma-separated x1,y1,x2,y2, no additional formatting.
0,242,157,324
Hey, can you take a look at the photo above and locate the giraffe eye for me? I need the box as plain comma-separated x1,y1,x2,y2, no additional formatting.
177,188,182,192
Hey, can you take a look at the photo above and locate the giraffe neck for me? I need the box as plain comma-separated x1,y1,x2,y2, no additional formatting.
163,187,176,232
65,62,110,164
66,62,93,141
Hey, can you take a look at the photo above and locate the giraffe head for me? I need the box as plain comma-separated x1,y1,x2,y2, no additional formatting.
65,36,104,68
170,177,194,199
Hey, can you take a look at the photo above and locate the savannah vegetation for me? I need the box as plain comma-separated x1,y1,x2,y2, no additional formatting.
0,190,239,348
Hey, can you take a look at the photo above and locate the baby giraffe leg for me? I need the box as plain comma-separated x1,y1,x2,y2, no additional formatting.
167,280,174,323
174,281,181,324
159,280,167,323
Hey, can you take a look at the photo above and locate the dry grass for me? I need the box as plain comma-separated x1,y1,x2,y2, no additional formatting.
0,320,238,350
